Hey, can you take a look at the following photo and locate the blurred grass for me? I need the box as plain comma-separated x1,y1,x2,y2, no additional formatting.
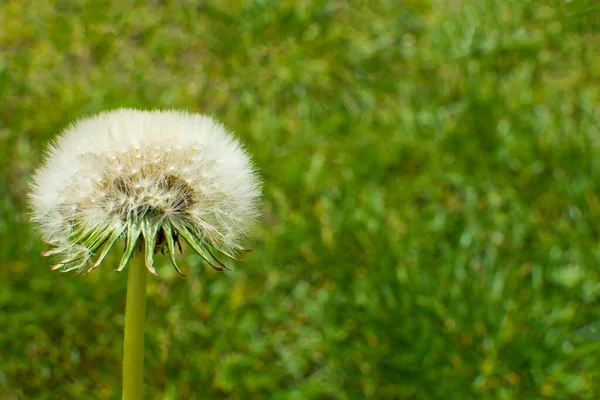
1,0,600,398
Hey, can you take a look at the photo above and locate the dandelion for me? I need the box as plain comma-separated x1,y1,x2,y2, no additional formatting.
29,108,261,275
29,109,261,400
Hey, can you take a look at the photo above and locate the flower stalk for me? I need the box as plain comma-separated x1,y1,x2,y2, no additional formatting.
122,251,148,400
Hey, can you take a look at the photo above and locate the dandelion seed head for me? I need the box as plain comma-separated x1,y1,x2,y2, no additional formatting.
30,109,261,274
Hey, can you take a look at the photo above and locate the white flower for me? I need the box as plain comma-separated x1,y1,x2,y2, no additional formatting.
29,109,261,275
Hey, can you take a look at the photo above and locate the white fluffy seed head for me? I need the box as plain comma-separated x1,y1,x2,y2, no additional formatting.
29,109,261,274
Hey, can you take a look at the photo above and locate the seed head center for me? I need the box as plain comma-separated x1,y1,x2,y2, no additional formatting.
104,171,195,219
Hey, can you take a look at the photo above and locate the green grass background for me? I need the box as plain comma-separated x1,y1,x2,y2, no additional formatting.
1,0,600,398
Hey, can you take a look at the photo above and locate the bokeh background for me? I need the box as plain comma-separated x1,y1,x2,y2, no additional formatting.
1,1,600,399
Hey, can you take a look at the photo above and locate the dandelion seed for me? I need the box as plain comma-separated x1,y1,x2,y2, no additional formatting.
29,108,261,275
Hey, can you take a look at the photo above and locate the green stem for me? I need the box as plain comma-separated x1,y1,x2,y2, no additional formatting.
122,252,147,400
